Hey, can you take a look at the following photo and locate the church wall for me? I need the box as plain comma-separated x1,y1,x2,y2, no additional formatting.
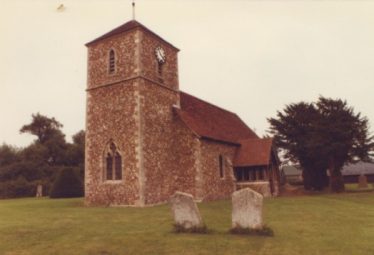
85,80,142,206
139,30,179,90
85,20,254,206
199,140,237,201
87,30,138,89
138,79,198,205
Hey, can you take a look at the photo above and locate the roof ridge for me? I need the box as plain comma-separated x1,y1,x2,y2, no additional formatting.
239,137,272,142
86,19,179,50
180,91,238,116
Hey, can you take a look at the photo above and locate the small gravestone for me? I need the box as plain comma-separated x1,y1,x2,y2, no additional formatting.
170,191,203,230
232,188,263,230
358,174,368,188
35,184,43,197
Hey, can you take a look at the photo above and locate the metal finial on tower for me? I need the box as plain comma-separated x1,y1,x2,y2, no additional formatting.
132,0,136,20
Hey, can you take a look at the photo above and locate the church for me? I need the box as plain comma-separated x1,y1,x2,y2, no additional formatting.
84,18,280,207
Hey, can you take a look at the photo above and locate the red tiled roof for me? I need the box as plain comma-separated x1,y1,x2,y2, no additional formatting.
234,138,273,167
86,20,179,50
176,92,258,144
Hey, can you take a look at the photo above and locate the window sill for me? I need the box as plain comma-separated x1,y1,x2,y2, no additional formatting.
103,180,123,184
236,180,269,184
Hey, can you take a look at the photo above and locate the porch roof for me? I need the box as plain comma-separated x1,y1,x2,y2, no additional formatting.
234,138,273,167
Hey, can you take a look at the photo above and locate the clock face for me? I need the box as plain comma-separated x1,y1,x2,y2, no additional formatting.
155,46,166,64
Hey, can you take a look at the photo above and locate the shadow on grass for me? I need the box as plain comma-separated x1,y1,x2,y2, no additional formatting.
172,223,275,237
229,225,274,237
172,223,211,234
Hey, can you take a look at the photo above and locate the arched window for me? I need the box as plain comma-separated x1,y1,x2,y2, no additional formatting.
108,49,115,74
106,153,113,180
219,155,224,179
104,142,122,181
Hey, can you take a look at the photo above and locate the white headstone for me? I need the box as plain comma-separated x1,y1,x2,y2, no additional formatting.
36,184,43,198
170,191,203,229
358,174,368,188
232,188,263,229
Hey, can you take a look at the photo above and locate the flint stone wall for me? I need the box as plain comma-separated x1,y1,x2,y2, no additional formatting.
140,79,198,205
198,140,237,201
85,23,246,206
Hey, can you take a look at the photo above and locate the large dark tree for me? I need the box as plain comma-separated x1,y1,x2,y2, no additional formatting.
268,96,373,192
315,97,373,192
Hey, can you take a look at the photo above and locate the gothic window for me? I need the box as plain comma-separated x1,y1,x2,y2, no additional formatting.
114,152,122,180
109,49,116,74
219,155,224,179
104,142,122,181
106,153,113,180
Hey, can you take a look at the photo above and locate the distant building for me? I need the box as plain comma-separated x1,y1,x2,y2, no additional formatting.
280,165,303,184
342,162,374,183
84,19,281,207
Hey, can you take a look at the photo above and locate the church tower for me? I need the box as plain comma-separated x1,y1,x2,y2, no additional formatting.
85,20,182,206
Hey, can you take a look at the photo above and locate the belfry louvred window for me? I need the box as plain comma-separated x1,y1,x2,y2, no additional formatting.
109,49,115,73
105,142,122,181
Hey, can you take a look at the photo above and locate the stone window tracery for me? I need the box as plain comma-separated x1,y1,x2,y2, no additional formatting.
108,49,116,74
104,142,122,181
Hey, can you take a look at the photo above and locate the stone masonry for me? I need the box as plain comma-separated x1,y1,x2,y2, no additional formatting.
84,20,280,207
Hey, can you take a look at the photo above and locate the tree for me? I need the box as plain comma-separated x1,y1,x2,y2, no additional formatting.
315,97,373,192
49,167,84,198
268,102,328,190
64,130,85,180
0,114,85,199
268,96,373,192
20,113,63,144
20,113,67,165
0,144,20,167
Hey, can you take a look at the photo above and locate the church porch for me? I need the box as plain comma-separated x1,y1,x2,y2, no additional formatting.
234,165,279,197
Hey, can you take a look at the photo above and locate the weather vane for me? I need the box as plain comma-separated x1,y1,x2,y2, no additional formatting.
132,0,136,20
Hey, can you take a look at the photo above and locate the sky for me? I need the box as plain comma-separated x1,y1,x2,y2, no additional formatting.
1,0,374,147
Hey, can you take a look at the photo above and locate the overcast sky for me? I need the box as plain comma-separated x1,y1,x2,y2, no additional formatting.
1,0,374,147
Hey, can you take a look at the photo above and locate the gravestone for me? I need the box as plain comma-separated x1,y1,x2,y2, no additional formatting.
232,188,263,229
358,174,368,188
35,184,43,197
170,191,203,229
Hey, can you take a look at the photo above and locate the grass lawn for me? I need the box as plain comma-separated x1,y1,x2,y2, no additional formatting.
345,183,374,192
0,193,374,255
